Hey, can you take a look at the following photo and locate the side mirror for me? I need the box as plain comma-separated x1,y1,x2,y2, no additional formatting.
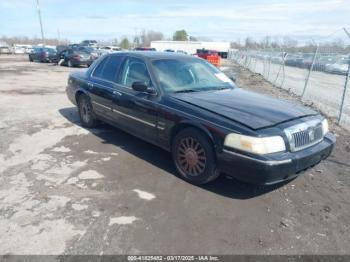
132,81,148,92
132,81,156,94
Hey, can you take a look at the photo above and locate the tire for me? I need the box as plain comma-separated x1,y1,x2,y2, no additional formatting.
29,56,33,62
77,95,99,128
68,60,73,67
172,127,220,185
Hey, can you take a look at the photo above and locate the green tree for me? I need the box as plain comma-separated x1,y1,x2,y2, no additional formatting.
173,30,188,41
120,37,130,49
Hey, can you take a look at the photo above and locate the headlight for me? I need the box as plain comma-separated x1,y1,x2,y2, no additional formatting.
224,133,286,155
322,118,329,135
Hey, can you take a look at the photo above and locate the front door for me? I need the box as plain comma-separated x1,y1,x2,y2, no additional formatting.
112,56,158,144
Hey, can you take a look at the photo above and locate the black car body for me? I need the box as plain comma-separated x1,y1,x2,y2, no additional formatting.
66,52,335,185
59,49,94,67
29,47,58,62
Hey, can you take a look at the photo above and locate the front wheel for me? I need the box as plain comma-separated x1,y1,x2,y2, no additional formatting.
172,128,220,185
77,95,99,128
68,60,74,67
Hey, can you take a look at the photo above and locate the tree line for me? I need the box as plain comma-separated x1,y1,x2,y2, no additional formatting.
119,29,196,49
3,32,348,53
0,29,195,49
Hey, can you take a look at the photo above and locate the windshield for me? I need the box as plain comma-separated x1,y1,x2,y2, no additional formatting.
152,58,234,93
43,48,56,53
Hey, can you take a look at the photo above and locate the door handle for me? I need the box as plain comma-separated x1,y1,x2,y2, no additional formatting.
87,83,94,89
112,90,122,96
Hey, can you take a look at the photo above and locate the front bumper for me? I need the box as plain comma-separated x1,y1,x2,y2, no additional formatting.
218,133,335,185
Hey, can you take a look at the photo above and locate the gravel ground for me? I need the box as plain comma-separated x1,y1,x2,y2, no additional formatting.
0,55,349,255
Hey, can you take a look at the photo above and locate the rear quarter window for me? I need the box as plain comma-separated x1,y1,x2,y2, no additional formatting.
98,55,124,82
92,57,108,78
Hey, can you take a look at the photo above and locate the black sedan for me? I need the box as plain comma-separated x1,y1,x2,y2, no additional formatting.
29,47,58,63
66,52,335,185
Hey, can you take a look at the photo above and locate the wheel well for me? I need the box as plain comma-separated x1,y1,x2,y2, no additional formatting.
170,123,215,150
75,91,85,104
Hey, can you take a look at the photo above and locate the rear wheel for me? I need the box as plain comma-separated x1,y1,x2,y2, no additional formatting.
77,95,98,128
172,128,220,185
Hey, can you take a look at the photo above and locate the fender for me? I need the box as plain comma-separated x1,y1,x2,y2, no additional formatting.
74,87,91,104
170,119,217,149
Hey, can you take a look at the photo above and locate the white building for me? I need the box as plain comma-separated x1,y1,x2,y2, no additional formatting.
150,41,230,57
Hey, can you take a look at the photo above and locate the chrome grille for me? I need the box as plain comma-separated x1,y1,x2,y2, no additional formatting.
284,119,324,152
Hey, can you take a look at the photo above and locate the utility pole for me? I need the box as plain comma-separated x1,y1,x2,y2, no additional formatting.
344,27,350,38
35,0,45,44
57,28,61,43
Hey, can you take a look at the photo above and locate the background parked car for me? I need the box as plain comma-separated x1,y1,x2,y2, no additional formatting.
80,40,98,47
325,58,350,75
13,44,33,54
196,49,221,66
285,54,303,67
176,50,188,54
314,56,336,72
72,46,99,59
196,49,218,59
58,48,93,67
28,47,58,62
100,46,121,53
0,46,11,54
301,54,314,69
134,47,156,51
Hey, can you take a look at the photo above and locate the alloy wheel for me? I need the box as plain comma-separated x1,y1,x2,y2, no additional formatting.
176,137,206,176
80,99,91,124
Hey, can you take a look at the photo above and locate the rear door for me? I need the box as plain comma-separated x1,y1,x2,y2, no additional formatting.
88,55,125,121
34,48,41,60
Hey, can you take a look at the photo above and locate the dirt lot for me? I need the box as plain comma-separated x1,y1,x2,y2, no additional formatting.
0,55,350,255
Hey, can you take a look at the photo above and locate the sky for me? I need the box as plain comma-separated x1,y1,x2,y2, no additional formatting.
1,0,350,43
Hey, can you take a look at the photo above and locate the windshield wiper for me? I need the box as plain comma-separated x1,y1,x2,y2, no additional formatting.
215,87,232,90
174,89,199,93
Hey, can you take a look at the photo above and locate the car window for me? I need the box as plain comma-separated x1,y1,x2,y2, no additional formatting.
120,57,151,87
99,55,123,82
92,57,108,78
152,58,234,93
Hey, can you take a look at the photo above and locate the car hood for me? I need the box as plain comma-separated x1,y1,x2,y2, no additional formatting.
171,88,316,130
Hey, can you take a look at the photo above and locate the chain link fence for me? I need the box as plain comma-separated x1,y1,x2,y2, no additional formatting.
228,31,350,130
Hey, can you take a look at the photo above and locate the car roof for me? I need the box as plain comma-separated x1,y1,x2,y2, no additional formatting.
110,51,197,61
